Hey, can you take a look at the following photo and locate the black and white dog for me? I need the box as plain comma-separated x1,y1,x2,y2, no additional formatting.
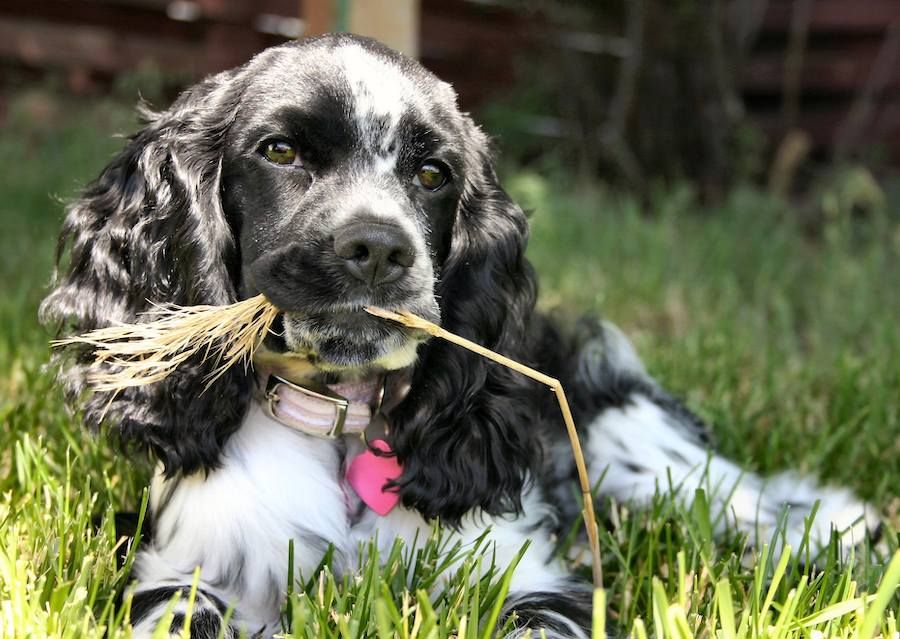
41,34,879,638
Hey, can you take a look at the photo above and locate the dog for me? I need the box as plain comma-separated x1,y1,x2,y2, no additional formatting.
40,34,879,638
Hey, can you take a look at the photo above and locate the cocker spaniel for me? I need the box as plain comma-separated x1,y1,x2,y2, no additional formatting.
41,34,879,638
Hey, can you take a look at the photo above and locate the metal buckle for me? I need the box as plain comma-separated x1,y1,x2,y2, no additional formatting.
263,374,349,438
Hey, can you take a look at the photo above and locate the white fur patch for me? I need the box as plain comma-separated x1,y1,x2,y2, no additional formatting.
336,44,420,172
586,394,879,554
338,44,413,123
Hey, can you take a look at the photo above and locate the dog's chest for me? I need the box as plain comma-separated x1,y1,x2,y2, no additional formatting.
144,402,403,623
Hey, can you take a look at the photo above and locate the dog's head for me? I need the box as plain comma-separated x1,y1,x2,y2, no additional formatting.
228,37,459,370
42,34,538,522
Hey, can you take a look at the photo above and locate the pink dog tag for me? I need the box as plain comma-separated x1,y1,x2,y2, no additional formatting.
347,439,402,515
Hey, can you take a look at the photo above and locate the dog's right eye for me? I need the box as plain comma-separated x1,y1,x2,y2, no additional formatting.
260,140,300,166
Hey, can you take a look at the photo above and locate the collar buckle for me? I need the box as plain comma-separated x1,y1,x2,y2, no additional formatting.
264,374,350,438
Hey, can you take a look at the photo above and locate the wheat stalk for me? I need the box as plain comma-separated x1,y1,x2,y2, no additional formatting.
53,294,279,391
365,306,604,589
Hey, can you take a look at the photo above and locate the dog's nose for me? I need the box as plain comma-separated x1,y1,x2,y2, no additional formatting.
333,221,416,286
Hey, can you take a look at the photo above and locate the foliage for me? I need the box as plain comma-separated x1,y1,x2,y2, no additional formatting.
481,0,767,194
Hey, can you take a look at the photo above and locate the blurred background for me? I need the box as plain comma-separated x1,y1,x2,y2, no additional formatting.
3,0,900,202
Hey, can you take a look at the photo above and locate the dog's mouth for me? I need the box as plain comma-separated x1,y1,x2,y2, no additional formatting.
263,303,438,374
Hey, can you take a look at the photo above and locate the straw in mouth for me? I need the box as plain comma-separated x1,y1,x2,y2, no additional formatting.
53,294,280,392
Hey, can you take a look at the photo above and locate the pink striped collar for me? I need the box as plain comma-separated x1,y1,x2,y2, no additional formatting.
260,373,384,439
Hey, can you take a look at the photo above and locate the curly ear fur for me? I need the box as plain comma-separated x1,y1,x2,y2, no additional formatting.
390,124,540,524
40,69,250,476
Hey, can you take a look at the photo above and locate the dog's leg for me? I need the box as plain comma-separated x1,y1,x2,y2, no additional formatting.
500,589,594,639
479,491,593,639
128,583,244,639
361,486,593,639
126,404,353,638
576,322,879,556
127,544,285,639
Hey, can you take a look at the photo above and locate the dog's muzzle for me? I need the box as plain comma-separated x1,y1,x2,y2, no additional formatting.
333,220,416,288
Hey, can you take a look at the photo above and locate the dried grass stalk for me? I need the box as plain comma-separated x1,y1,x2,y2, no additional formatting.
53,294,279,392
365,306,604,589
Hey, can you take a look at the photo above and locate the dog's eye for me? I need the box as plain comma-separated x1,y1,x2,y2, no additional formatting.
261,140,300,166
415,162,449,191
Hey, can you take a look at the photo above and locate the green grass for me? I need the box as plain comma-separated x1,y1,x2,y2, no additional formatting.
1,91,898,638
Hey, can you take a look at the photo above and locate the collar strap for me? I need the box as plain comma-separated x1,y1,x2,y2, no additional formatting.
261,374,383,439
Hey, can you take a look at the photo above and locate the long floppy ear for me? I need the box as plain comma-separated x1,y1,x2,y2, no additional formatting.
390,124,540,524
40,69,249,477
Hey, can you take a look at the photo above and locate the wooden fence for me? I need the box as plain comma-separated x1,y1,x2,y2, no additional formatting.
1,0,898,161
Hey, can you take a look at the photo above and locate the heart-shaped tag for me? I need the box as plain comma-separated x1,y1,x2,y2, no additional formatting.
346,439,403,516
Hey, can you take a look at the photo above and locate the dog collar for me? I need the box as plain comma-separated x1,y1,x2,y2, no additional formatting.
260,373,384,439
256,369,406,516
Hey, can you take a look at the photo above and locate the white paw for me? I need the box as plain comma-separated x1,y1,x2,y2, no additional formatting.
748,471,881,558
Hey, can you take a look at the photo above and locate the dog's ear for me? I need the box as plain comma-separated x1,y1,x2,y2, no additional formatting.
40,68,250,476
390,123,540,524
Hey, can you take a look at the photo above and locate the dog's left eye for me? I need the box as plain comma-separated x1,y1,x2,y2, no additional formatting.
415,162,449,191
260,140,301,166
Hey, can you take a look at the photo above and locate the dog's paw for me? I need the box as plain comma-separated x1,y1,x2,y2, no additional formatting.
129,586,238,639
747,471,883,561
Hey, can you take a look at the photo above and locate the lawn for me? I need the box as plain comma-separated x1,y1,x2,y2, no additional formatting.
0,90,897,638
